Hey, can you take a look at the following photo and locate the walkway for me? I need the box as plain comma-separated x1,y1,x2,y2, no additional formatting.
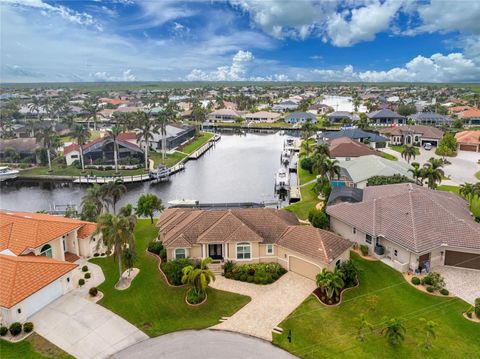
435,266,480,305
111,330,296,359
29,261,148,359
210,272,315,341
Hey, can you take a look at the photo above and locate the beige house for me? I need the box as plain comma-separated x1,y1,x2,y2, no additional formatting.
244,111,281,123
158,208,351,280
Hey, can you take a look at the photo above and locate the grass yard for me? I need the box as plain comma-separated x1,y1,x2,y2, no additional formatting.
0,333,73,359
475,171,480,180
389,145,421,156
284,182,319,220
19,163,146,177
273,252,480,358
437,185,480,219
150,151,187,168
298,162,317,185
178,132,214,154
90,220,250,337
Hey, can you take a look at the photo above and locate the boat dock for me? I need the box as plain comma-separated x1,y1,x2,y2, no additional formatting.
73,173,152,184
188,134,221,160
289,186,301,203
170,201,266,209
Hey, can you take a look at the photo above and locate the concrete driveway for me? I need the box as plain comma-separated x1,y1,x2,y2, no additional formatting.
435,266,480,305
29,262,148,359
210,272,316,341
111,330,296,359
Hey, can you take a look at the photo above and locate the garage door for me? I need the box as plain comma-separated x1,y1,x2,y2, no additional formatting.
444,251,480,270
288,256,322,280
23,280,63,318
459,144,478,152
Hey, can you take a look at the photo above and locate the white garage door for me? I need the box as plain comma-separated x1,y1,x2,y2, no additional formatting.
23,280,63,318
289,256,322,280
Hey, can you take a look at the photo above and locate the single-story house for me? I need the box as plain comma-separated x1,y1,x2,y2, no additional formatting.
0,211,99,325
207,108,241,122
285,112,317,124
0,138,41,164
367,109,405,125
409,112,452,127
336,155,413,189
327,111,358,123
317,128,389,149
142,124,195,151
455,130,480,152
328,137,381,160
272,100,299,112
307,104,333,116
327,183,480,272
379,125,444,147
458,108,480,126
244,111,281,123
158,208,351,280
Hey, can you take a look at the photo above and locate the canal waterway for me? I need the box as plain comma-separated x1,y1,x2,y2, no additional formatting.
0,131,292,212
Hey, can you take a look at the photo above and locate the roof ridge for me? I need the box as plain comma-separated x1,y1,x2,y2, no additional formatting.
408,188,418,250
197,211,239,241
316,228,328,261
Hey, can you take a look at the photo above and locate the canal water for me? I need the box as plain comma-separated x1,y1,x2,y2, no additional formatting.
0,131,292,212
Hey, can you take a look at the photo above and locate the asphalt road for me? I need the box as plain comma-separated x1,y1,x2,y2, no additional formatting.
110,330,297,359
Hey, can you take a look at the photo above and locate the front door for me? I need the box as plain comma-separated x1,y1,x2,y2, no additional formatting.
419,253,430,271
208,244,223,260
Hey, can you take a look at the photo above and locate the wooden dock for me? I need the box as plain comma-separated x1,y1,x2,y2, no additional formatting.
73,173,151,184
188,134,221,160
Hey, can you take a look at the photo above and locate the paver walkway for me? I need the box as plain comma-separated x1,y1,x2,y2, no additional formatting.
210,272,316,341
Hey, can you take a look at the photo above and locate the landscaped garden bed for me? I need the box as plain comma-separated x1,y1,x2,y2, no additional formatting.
313,260,358,306
406,272,452,297
224,261,287,284
464,298,480,323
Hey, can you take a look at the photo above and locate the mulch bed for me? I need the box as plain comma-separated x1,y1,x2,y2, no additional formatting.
312,279,360,307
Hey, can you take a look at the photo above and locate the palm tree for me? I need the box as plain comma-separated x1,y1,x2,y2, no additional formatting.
357,113,369,130
106,125,123,173
101,179,127,214
135,112,158,170
401,145,417,164
313,143,330,158
155,102,177,161
81,184,104,218
35,125,57,172
301,139,314,157
419,318,437,350
420,158,445,189
70,124,91,171
315,157,341,180
95,213,136,282
408,162,423,185
356,314,373,342
381,318,406,346
315,268,345,300
181,257,216,297
459,183,476,202
82,96,102,130
28,96,43,120
312,153,327,176
301,121,315,140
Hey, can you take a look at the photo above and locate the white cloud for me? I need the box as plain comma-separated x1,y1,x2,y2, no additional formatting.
187,50,255,81
122,69,136,81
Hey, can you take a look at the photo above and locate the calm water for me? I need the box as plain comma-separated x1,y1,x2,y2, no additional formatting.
0,132,290,212
320,95,367,113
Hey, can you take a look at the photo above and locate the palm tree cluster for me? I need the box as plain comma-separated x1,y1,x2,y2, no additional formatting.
182,257,216,303
80,179,127,221
408,158,446,189
315,267,345,302
311,143,341,180
459,182,480,202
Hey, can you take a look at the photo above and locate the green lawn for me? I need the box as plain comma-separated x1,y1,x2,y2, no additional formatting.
19,164,146,177
382,152,398,161
150,151,187,168
475,171,480,180
389,145,420,156
90,220,250,337
178,132,214,154
298,162,316,185
437,185,480,219
273,252,480,358
1,333,73,359
284,182,318,220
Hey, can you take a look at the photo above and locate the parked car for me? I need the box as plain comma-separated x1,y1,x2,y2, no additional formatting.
423,143,432,150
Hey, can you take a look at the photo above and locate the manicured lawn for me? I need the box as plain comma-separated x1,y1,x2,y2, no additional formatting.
273,252,480,358
90,220,250,337
475,170,480,180
284,182,318,220
438,185,480,219
150,151,187,168
178,132,214,154
19,164,146,177
390,145,420,155
1,333,73,359
382,152,398,161
298,162,316,185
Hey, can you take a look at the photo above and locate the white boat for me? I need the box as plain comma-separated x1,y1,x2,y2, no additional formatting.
275,168,290,192
168,199,199,207
281,150,290,164
0,166,19,182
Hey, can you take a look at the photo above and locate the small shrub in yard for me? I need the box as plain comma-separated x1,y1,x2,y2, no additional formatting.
78,278,85,286
475,298,480,317
159,248,167,261
360,244,369,256
89,287,98,297
411,276,421,285
9,322,22,336
85,272,91,279
23,322,34,333
93,253,99,257
161,258,193,285
423,272,445,290
82,265,88,272
426,286,435,293
440,288,449,296
186,289,205,305
147,241,164,255
0,326,8,336
240,274,248,282
230,262,285,285
466,308,473,318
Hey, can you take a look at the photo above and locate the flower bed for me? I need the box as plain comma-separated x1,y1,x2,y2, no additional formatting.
404,272,453,297
185,288,207,306
224,262,286,285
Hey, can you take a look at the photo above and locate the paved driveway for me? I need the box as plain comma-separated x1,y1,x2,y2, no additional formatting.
435,266,480,305
29,262,148,359
210,272,316,341
111,330,296,359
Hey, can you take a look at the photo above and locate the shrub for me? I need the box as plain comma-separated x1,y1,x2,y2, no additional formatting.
254,277,261,284
9,322,22,336
230,263,285,284
82,265,88,272
93,253,99,257
101,252,106,256
147,241,164,255
0,327,8,336
411,276,421,285
339,260,358,288
440,288,449,296
300,157,314,174
186,289,205,304
475,298,480,317
23,322,34,333
78,278,85,286
308,208,329,229
247,275,254,283
240,274,248,282
360,244,369,256
223,260,235,275
426,286,435,293
85,272,91,279
423,272,445,290
159,248,167,261
466,309,473,318
106,250,112,256
89,287,98,297
161,258,193,285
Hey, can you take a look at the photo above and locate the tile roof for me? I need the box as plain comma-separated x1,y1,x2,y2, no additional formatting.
321,128,388,143
329,137,380,158
0,254,77,308
327,183,480,253
379,125,444,140
459,108,480,118
0,211,96,255
368,109,404,119
455,130,480,145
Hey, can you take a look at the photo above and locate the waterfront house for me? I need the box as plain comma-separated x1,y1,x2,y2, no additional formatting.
455,130,480,152
272,100,299,112
307,103,333,116
317,128,388,149
367,108,405,125
207,108,241,122
458,108,480,126
143,124,195,151
328,137,381,160
244,111,281,123
0,138,41,164
285,112,317,124
409,112,452,127
0,211,99,325
327,183,480,272
327,111,358,124
158,208,351,280
379,125,444,147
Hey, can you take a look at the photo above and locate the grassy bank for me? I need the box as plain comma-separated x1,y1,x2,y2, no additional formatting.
1,333,73,359
90,220,250,337
284,182,318,220
274,252,480,358
19,164,146,177
178,132,214,154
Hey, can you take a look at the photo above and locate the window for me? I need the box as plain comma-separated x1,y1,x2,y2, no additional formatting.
236,243,251,260
174,248,186,259
335,260,341,268
71,155,79,159
365,234,372,244
394,249,398,257
352,227,357,234
266,244,274,255
17,308,21,314
40,244,52,258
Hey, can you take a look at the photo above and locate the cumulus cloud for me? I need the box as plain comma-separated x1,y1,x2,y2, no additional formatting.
89,69,137,82
186,50,254,81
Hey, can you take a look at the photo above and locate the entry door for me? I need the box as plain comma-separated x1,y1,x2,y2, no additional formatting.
208,244,222,260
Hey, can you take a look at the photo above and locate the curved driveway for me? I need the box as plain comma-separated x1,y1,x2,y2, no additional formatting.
110,330,296,359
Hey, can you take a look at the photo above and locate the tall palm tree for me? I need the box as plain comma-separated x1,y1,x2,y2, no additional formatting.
82,96,102,130
381,318,406,346
314,143,330,158
155,102,177,161
315,268,345,300
314,156,341,180
401,145,417,164
301,121,315,140
135,112,158,170
70,124,91,171
106,125,123,173
312,153,327,176
28,96,43,120
301,139,314,157
421,163,444,189
95,213,136,282
81,184,104,217
101,180,127,214
35,125,56,171
408,162,423,185
357,113,369,130
181,257,216,297
459,183,476,202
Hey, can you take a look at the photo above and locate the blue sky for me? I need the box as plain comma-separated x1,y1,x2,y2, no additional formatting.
1,0,479,83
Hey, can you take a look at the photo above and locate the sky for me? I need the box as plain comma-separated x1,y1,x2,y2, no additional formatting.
1,0,480,83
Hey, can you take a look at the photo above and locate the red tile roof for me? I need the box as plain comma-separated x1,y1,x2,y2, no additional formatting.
329,137,380,158
455,130,480,145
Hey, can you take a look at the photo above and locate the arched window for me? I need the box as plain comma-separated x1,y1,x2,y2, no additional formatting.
40,244,52,258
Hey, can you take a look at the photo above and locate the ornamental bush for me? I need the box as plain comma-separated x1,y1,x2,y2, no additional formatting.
411,276,421,285
423,272,445,290
161,258,193,286
300,157,314,174
89,287,98,297
339,260,358,288
0,327,8,336
82,265,88,272
78,278,85,286
440,288,449,296
426,286,435,293
229,262,285,284
23,322,34,333
360,244,369,256
147,241,164,255
186,289,205,305
85,272,91,279
9,322,22,336
475,298,480,317
308,208,329,229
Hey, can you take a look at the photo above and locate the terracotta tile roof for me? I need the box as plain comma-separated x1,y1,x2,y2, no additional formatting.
379,125,444,140
0,211,96,255
327,183,480,253
455,130,480,145
459,108,480,118
0,254,77,308
197,212,263,243
329,137,380,158
64,143,80,155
